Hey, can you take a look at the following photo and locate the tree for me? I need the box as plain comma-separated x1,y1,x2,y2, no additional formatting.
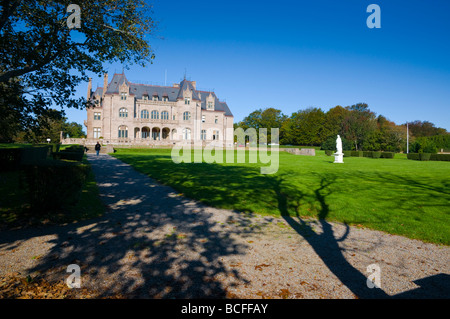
342,103,377,150
284,108,327,146
0,0,156,134
237,108,287,143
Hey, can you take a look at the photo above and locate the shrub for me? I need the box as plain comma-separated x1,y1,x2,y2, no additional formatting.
380,152,395,159
20,146,49,165
343,151,352,157
407,153,420,161
363,151,372,157
351,151,363,157
430,154,450,161
24,160,90,213
325,150,333,156
419,153,431,161
0,148,23,171
371,151,382,158
53,151,84,162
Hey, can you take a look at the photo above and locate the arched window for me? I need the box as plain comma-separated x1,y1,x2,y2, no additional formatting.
183,128,191,140
118,126,128,138
183,111,191,121
161,111,169,120
119,108,128,118
141,109,149,119
151,110,159,120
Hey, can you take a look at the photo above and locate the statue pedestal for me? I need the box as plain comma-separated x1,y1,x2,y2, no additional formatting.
334,152,344,163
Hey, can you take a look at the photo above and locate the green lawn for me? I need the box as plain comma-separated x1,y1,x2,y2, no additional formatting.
111,148,450,245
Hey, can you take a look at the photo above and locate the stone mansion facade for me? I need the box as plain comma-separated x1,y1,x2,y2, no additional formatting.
83,72,234,146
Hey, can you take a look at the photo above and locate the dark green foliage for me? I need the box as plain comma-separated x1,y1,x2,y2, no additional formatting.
430,154,450,161
343,151,352,157
351,151,363,157
380,152,395,159
52,145,84,162
371,151,382,158
0,148,23,171
325,150,333,156
419,153,432,161
407,153,420,160
24,160,90,213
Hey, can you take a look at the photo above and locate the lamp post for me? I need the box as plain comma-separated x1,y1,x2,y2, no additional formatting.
406,122,409,154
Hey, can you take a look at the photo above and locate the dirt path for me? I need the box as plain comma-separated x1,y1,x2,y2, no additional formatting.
1,154,449,298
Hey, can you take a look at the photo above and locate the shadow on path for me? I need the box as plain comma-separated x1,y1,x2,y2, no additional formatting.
18,154,249,298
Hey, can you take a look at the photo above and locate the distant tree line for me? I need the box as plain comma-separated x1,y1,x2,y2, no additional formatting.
235,104,449,153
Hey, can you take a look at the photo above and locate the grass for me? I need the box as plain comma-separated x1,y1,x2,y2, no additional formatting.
111,148,450,245
0,154,104,228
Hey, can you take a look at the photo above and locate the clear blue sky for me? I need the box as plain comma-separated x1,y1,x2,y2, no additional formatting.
67,0,450,131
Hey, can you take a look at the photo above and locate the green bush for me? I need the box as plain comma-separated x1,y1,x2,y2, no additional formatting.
430,154,450,161
380,152,395,159
0,148,23,171
371,151,382,158
53,151,84,162
363,151,372,157
343,151,352,157
407,153,420,160
419,153,431,161
20,146,49,165
24,160,90,213
351,151,363,157
325,150,333,156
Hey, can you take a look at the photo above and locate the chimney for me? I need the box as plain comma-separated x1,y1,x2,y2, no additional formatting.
87,78,92,100
102,73,108,99
191,81,196,90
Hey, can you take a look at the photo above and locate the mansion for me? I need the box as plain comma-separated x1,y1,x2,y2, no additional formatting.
83,72,234,146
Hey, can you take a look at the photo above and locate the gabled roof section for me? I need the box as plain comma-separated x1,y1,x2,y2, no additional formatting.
105,73,130,94
176,79,201,101
199,91,233,117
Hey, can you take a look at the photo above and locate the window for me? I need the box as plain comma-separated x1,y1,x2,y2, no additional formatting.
93,127,101,138
152,95,158,101
161,111,169,120
202,115,205,123
141,109,149,119
213,130,219,140
201,129,206,140
163,97,168,102
215,116,218,124
151,110,159,120
183,128,191,140
142,95,148,100
94,112,101,120
183,111,191,121
185,97,190,105
119,108,128,118
207,101,213,109
118,126,128,138
120,92,127,100
173,115,176,121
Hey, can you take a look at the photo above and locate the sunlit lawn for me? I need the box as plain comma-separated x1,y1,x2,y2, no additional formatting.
112,148,450,245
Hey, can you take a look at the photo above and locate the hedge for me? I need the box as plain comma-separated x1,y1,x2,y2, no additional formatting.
380,152,395,159
24,159,90,213
0,148,23,171
371,151,382,158
406,153,450,161
325,150,333,156
351,151,363,157
430,154,450,161
407,153,420,160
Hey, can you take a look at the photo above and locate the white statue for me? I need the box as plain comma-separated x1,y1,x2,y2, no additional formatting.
334,135,344,163
336,135,343,154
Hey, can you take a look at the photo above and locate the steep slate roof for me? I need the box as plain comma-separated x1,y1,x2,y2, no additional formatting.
101,73,233,117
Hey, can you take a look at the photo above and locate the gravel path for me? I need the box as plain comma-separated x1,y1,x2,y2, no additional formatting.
1,154,449,298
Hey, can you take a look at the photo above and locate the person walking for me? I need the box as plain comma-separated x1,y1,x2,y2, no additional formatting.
95,142,101,156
